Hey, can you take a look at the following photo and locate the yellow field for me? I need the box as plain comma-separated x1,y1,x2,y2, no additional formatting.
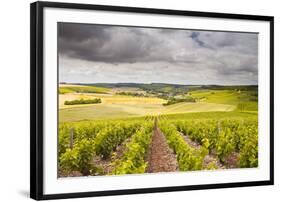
59,93,165,109
163,102,235,114
59,92,235,122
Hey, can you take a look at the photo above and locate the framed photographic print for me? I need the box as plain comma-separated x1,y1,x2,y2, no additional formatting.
30,1,274,200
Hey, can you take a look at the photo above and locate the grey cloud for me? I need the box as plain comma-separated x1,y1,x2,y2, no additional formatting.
59,23,198,63
59,24,162,63
58,23,258,85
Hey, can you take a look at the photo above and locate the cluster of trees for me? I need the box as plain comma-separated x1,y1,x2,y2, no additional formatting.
116,92,147,97
64,98,101,105
163,97,196,106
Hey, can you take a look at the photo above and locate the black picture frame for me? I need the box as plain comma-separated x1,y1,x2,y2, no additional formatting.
30,1,274,200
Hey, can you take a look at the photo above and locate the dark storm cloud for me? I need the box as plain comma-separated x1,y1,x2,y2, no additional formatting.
58,23,258,85
58,23,162,63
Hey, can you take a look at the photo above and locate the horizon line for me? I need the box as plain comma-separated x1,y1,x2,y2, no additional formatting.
59,82,258,86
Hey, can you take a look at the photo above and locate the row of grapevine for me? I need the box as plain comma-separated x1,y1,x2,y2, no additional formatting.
94,121,142,159
173,119,258,167
60,139,99,176
59,121,108,156
59,120,144,176
158,121,208,171
111,122,154,175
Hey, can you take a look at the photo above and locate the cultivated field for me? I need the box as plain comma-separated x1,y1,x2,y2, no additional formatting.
58,85,241,122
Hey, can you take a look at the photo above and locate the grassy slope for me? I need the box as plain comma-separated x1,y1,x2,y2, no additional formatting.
59,85,109,94
60,111,257,128
59,104,138,122
160,111,257,121
163,102,235,114
190,90,244,104
189,89,258,111
59,101,235,122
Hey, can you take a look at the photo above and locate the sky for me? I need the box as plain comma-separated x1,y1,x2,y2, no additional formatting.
58,23,258,85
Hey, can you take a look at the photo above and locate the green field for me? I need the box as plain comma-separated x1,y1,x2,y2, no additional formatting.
188,89,258,111
59,85,110,94
160,110,257,121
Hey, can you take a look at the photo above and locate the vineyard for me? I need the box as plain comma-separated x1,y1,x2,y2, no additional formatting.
58,112,258,177
57,22,260,178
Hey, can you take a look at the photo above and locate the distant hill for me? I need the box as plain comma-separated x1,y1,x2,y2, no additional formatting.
61,82,257,93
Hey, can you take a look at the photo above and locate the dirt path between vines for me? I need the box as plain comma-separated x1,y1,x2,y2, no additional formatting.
147,127,178,173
